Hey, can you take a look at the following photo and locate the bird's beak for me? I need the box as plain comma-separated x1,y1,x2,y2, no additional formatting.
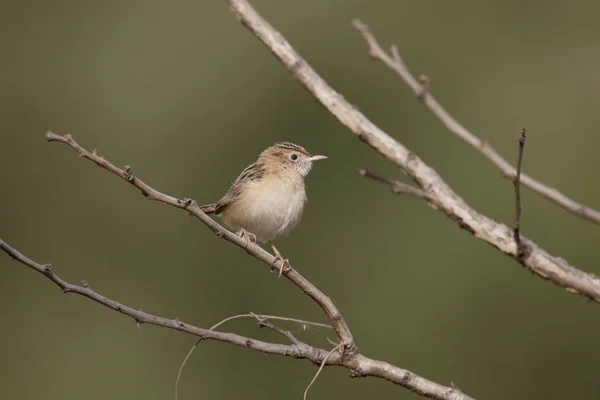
308,155,327,162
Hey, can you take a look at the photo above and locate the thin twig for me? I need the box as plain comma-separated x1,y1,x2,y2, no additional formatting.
176,314,252,400
303,343,343,400
358,169,426,199
250,312,301,344
223,0,600,303
513,129,527,257
44,131,354,348
175,313,326,400
254,315,332,330
352,19,600,225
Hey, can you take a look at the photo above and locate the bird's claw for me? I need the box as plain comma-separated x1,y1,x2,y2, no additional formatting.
272,256,289,278
237,228,257,248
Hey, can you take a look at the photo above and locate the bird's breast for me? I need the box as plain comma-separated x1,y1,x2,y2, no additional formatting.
224,174,306,242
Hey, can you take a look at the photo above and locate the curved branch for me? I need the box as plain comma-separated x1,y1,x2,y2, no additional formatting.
37,132,473,399
352,20,600,225
224,0,600,303
0,239,321,359
44,131,353,346
2,222,473,399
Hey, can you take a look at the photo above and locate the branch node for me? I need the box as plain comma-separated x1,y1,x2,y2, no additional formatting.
478,139,490,151
214,229,225,238
122,165,134,182
406,151,418,165
179,198,195,208
349,370,364,378
351,19,368,34
402,371,411,383
390,45,403,65
417,74,430,101
81,280,89,288
290,59,305,78
43,263,52,273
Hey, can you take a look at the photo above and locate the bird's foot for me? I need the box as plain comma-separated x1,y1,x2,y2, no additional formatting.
273,256,290,278
269,241,289,278
237,228,256,248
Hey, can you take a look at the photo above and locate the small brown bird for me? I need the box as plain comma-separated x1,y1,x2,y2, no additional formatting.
200,142,327,276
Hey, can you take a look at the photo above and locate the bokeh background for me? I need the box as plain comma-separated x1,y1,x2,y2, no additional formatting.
2,1,600,399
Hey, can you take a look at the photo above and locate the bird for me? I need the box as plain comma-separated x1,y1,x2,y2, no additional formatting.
200,142,327,276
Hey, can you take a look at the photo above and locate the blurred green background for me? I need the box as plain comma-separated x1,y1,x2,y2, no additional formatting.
2,1,600,399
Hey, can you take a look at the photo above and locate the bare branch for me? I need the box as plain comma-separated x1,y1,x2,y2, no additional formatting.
223,0,600,302
352,19,600,225
358,168,426,199
44,131,353,347
37,131,472,399
0,239,321,359
2,237,472,400
250,312,302,345
513,129,527,258
175,312,329,399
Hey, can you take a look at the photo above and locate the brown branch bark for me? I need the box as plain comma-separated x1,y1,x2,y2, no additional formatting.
352,20,600,225
223,0,600,303
43,131,354,346
31,132,474,400
0,239,320,358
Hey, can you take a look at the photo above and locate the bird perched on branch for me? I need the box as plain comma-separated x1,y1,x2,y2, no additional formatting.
200,142,327,276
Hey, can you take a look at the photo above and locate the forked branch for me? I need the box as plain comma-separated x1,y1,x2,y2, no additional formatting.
224,0,600,302
352,19,600,225
43,131,353,346
0,239,323,358
31,132,473,400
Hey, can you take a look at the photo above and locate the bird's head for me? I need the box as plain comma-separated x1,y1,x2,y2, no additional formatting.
260,142,327,177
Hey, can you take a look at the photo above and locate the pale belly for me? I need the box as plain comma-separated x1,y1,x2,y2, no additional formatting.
221,178,306,242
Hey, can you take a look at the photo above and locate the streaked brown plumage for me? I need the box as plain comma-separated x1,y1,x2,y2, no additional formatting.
200,142,326,276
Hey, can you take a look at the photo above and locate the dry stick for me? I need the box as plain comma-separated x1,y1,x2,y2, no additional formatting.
357,168,426,199
41,133,471,400
4,238,428,398
513,129,527,258
0,238,327,360
352,20,600,225
250,312,302,344
44,131,353,348
175,314,331,400
176,314,250,400
224,0,600,303
303,343,344,400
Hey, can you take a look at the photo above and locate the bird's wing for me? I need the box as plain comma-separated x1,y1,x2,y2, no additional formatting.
215,162,264,214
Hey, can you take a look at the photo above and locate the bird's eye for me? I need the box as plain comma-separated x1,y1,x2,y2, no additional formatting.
290,153,298,161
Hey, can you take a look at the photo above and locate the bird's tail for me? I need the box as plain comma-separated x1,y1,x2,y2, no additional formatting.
199,203,217,215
